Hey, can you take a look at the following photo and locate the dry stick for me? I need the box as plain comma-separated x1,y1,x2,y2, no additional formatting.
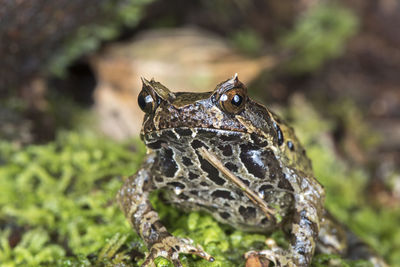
198,147,275,220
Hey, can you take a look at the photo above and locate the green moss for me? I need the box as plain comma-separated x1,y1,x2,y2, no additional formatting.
280,3,358,74
0,132,145,266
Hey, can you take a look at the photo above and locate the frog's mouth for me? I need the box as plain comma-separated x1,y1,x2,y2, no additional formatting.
143,127,249,148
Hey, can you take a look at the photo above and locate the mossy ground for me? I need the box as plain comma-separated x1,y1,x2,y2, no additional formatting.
1,96,398,267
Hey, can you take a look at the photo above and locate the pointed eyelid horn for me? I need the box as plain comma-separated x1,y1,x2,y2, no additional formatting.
140,77,176,101
214,73,247,95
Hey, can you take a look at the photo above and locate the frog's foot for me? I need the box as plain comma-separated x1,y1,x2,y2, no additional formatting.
141,236,214,267
245,248,297,267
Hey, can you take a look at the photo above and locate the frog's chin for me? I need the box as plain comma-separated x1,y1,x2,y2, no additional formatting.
142,127,248,145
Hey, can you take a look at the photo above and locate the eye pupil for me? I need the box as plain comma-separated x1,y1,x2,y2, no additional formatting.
138,94,147,110
231,94,242,106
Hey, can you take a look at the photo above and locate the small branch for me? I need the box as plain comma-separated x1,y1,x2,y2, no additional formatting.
198,147,275,220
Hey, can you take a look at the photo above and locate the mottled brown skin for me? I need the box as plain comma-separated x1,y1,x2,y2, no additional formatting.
118,76,384,267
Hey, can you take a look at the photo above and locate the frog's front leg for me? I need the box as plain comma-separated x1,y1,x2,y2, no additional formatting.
246,175,325,267
117,155,214,267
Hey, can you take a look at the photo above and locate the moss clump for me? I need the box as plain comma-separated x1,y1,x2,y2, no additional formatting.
0,132,145,266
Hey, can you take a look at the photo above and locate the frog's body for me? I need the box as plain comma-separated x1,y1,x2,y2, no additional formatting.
118,76,385,267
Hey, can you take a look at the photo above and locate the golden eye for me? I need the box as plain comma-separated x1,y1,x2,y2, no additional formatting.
219,88,247,114
138,90,156,113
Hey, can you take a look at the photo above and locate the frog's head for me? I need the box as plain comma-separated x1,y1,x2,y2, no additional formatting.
138,75,312,179
138,75,283,149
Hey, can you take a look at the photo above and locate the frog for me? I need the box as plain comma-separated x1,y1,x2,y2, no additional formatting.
117,75,385,267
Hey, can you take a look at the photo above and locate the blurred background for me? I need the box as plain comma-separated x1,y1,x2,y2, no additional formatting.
1,0,400,266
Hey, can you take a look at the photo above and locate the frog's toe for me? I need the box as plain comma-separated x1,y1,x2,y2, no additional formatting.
141,236,213,267
245,249,295,267
245,253,271,267
246,250,276,266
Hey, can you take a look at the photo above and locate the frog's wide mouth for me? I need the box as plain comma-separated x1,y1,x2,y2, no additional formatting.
142,127,249,144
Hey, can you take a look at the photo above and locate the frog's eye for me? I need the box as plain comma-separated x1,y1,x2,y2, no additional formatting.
138,90,156,113
219,88,247,114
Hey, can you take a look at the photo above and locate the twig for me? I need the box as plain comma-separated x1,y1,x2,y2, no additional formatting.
198,147,275,220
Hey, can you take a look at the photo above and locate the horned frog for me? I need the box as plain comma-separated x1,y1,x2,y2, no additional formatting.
118,75,386,267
